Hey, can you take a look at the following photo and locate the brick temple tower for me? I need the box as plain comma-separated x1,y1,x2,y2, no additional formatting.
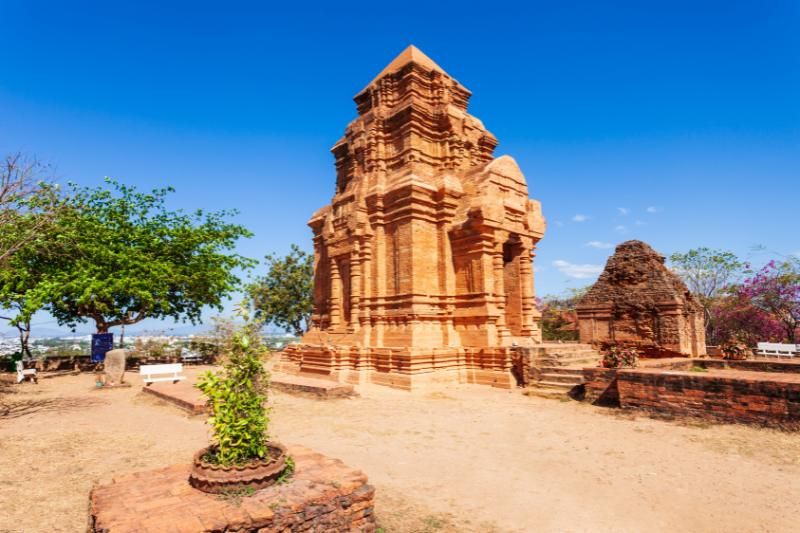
283,46,546,389
576,240,706,357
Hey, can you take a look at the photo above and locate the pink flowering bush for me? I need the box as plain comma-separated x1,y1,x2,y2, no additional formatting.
738,260,800,343
710,294,785,346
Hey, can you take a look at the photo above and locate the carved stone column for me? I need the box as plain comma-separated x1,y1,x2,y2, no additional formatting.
519,247,537,338
329,258,341,329
350,242,361,333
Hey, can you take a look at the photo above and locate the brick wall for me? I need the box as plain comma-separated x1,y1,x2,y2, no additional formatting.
617,368,800,428
697,359,800,374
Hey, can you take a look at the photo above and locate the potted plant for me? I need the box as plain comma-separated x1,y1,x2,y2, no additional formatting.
189,305,290,494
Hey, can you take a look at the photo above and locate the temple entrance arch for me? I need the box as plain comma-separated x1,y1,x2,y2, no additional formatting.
502,235,523,336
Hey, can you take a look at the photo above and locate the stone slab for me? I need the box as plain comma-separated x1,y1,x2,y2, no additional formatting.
271,373,355,399
89,445,376,533
104,349,127,385
91,382,133,391
142,382,207,415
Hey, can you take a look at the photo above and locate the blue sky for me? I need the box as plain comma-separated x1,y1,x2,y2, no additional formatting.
1,1,798,336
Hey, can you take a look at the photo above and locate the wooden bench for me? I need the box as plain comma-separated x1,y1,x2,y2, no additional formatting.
140,363,186,385
755,342,798,358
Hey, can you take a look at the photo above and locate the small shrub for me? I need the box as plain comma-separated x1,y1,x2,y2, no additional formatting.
196,303,271,466
720,337,749,360
601,344,639,368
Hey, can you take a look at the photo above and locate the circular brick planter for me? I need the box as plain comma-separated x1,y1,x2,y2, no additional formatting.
188,442,288,494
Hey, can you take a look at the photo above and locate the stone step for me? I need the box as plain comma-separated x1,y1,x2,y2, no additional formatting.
535,379,578,390
539,365,590,375
536,348,597,356
538,356,599,367
523,387,570,400
539,372,584,385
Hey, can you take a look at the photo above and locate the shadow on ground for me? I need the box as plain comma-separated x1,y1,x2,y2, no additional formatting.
0,395,109,420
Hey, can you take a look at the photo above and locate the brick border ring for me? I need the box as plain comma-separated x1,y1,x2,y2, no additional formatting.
188,442,288,494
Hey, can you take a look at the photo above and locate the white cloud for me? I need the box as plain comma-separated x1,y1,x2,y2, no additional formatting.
554,220,564,227
572,214,589,222
553,260,603,279
634,220,645,226
585,240,613,249
617,207,629,216
646,206,662,214
615,225,627,232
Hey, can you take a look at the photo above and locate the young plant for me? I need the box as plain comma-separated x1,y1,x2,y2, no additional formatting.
720,337,749,360
196,304,271,466
601,344,639,368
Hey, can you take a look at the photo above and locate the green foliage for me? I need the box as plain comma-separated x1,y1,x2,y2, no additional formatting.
537,287,588,341
0,153,62,266
669,247,743,340
249,244,313,336
669,248,743,300
22,178,254,333
276,455,295,485
0,154,64,354
196,304,271,466
601,345,639,368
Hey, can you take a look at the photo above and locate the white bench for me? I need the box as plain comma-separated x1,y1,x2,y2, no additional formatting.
755,342,798,358
181,350,203,364
15,361,37,384
140,363,186,385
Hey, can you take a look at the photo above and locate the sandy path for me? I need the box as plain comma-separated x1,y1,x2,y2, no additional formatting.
1,368,799,532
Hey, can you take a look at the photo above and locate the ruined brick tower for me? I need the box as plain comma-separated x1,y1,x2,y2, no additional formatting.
576,240,706,357
283,46,546,389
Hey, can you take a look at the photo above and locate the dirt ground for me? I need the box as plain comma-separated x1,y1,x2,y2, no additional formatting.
2,367,800,533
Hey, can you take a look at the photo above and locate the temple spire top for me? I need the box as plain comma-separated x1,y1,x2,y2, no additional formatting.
361,45,450,91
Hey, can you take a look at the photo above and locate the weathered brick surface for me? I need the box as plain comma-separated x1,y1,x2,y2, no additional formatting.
271,373,356,399
698,359,800,374
90,445,376,532
284,46,546,390
582,358,694,404
142,382,207,414
616,368,800,428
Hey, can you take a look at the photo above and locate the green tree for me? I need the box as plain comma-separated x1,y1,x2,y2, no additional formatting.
248,244,313,336
0,154,63,354
0,153,61,266
669,247,743,341
25,178,255,333
537,286,588,341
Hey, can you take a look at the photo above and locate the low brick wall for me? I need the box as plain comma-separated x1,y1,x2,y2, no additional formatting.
582,368,621,405
90,445,376,532
582,359,694,405
617,368,800,428
697,359,800,374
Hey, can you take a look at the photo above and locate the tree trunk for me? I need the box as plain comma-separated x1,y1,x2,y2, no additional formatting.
94,318,109,334
17,321,31,358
